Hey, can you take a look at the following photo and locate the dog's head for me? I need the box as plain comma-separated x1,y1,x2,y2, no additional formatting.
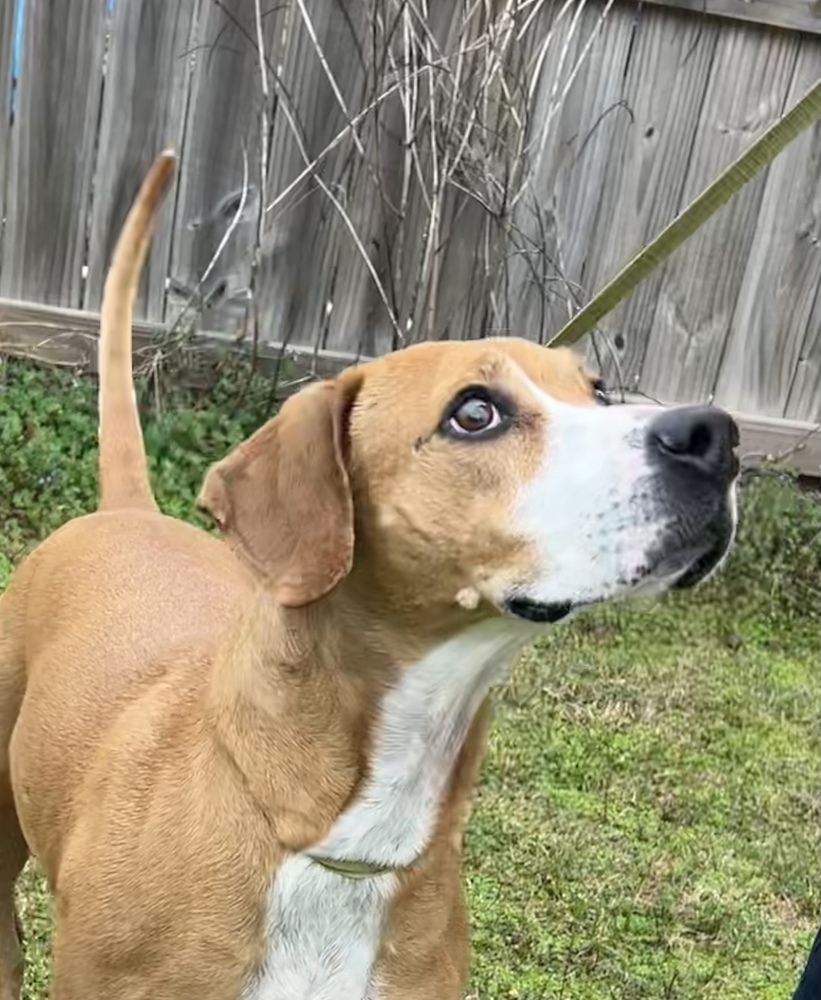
199,339,738,629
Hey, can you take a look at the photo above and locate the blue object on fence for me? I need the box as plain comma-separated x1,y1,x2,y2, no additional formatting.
9,0,117,115
11,0,24,113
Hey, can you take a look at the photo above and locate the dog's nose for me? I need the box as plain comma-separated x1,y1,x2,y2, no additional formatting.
648,405,739,482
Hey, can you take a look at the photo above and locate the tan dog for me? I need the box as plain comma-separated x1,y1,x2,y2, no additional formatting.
0,153,739,1000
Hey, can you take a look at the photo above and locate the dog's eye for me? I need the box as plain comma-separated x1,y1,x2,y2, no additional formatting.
592,379,610,406
447,392,502,437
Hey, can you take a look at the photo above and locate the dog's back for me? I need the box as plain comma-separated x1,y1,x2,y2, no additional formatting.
0,501,269,999
2,508,248,865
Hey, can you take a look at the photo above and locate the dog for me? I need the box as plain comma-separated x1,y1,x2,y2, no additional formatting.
0,152,739,1000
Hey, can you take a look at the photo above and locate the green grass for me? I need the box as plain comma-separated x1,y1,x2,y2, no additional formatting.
467,606,818,999
1,357,818,1000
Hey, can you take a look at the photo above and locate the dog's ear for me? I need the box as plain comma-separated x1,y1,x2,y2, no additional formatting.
198,372,362,607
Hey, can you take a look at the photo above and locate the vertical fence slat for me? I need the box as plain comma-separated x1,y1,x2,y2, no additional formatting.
425,3,520,344
713,42,821,419
314,111,398,357
505,2,636,346
640,23,800,404
83,0,198,322
0,0,107,307
584,6,720,388
495,4,589,346
167,0,285,336
258,0,375,355
430,196,494,342
0,0,16,236
784,300,821,422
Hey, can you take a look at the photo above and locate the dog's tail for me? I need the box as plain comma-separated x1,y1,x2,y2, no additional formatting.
98,151,176,512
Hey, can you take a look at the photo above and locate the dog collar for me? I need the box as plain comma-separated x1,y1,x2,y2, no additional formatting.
310,855,396,880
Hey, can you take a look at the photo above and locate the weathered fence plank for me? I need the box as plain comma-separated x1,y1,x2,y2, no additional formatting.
83,0,198,322
785,291,821,422
505,1,635,346
0,0,107,306
258,0,382,356
714,44,821,421
640,22,800,403
388,2,498,348
499,4,586,345
167,0,285,336
413,2,530,346
588,5,720,388
0,0,15,228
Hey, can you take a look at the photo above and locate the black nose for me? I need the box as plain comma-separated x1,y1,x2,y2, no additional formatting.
648,405,739,482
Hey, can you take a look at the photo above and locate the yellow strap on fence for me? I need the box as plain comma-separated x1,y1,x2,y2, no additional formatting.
548,77,821,348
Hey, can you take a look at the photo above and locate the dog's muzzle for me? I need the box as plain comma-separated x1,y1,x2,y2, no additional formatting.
503,403,740,625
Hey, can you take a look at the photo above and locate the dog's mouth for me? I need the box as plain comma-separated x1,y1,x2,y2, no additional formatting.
504,511,735,626
504,598,574,624
648,509,735,592
669,537,729,590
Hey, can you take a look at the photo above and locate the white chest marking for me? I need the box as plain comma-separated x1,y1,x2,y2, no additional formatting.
243,855,395,1000
245,618,536,1000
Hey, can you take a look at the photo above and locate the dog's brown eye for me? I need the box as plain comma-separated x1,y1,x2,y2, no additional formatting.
449,394,501,435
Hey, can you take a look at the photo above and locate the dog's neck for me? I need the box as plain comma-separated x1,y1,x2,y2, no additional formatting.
208,590,372,850
208,586,537,866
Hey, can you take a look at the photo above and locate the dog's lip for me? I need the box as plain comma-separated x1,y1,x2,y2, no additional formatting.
504,529,732,622
670,538,728,590
653,514,734,591
504,597,579,624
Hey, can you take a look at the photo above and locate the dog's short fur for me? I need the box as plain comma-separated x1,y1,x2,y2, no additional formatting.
0,154,739,1000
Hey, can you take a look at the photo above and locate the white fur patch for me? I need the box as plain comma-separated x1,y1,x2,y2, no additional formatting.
245,618,536,1000
243,855,395,1000
514,378,671,606
315,618,535,867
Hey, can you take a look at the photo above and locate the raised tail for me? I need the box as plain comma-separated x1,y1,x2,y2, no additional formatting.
98,150,176,512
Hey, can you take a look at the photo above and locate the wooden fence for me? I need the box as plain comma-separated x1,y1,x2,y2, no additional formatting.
0,0,819,473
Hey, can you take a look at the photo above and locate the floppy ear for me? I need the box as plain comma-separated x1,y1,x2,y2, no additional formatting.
198,372,362,607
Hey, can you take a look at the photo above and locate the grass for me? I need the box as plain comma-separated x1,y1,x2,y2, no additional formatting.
468,607,818,999
1,357,818,1000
